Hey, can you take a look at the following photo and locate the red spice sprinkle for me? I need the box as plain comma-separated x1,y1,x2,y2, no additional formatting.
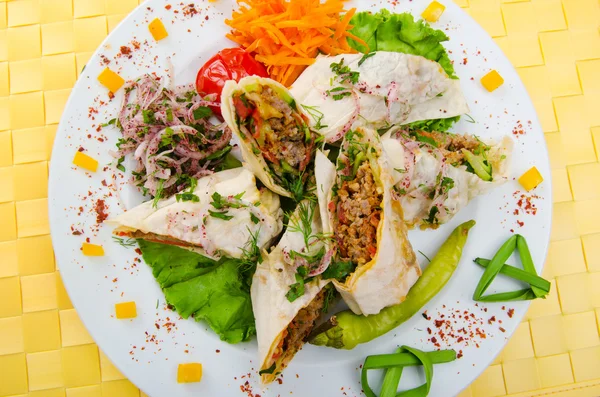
462,58,468,65
507,308,514,318
434,319,445,328
216,349,220,353
95,199,108,224
517,220,525,227
457,350,463,359
488,316,496,324
112,278,118,283
165,4,172,10
499,327,506,333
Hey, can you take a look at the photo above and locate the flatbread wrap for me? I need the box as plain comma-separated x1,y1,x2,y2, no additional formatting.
107,168,283,260
316,127,421,315
221,76,320,201
381,127,513,228
252,198,333,383
289,52,469,143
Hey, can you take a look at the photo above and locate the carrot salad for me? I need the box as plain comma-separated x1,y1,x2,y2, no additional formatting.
225,0,368,86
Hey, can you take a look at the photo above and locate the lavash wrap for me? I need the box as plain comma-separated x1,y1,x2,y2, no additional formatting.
289,52,469,143
381,127,514,228
316,127,421,315
251,199,332,383
221,76,312,198
107,168,283,260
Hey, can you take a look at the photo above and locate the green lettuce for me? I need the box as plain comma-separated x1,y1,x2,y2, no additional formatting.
347,10,459,131
138,240,255,344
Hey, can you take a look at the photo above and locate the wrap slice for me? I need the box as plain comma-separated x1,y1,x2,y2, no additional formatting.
316,127,421,315
289,52,469,143
221,76,321,201
107,168,283,260
381,127,513,228
252,196,333,383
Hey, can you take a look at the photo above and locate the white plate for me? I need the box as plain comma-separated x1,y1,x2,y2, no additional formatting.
48,1,552,396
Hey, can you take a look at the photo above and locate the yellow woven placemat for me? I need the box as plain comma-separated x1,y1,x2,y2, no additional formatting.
0,0,598,396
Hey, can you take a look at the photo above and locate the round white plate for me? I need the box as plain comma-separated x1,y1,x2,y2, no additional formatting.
48,1,552,396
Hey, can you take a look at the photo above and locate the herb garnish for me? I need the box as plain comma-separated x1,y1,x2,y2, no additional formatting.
112,236,136,248
330,58,360,84
301,104,328,130
259,363,277,375
358,52,376,66
327,86,352,101
208,210,234,221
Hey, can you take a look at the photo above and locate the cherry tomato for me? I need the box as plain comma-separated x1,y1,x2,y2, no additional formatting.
196,48,268,116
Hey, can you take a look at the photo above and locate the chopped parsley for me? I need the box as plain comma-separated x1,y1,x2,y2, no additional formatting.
259,363,277,375
440,177,455,194
208,210,234,221
192,106,213,120
250,213,260,224
327,87,352,101
330,58,360,84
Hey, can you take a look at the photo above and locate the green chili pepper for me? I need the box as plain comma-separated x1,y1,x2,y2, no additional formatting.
309,220,475,349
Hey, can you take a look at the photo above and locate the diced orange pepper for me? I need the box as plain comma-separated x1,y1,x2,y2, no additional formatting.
481,70,504,92
82,242,104,256
422,1,446,23
177,363,203,383
115,302,137,319
73,151,99,172
148,18,168,41
518,166,544,191
98,67,125,93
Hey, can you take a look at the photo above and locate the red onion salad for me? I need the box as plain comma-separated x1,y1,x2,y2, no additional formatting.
105,74,238,200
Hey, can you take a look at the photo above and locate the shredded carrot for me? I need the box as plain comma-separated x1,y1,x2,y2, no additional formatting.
225,0,367,87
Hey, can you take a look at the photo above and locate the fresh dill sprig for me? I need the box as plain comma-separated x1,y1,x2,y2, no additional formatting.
301,104,328,130
112,236,137,248
286,201,333,254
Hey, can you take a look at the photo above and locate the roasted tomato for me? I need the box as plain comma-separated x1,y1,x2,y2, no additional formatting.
195,48,268,116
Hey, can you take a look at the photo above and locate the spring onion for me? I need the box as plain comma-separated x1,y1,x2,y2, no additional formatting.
473,235,549,302
361,347,456,397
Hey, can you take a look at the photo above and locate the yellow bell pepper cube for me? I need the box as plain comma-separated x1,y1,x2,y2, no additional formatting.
82,242,104,256
98,67,125,93
481,70,504,92
73,151,99,172
422,1,446,23
115,302,137,319
149,18,168,41
177,363,203,383
518,166,544,191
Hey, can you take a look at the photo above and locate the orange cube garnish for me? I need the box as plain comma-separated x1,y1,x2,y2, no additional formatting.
481,70,504,92
115,302,137,319
422,1,446,22
73,151,99,172
148,18,168,41
177,363,203,383
98,68,125,93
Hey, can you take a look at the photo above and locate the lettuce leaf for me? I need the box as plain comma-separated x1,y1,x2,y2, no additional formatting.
138,240,255,344
348,10,459,131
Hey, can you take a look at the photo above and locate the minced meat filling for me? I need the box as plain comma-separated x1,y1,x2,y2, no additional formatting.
272,288,327,369
248,86,313,170
415,130,483,165
334,162,382,266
